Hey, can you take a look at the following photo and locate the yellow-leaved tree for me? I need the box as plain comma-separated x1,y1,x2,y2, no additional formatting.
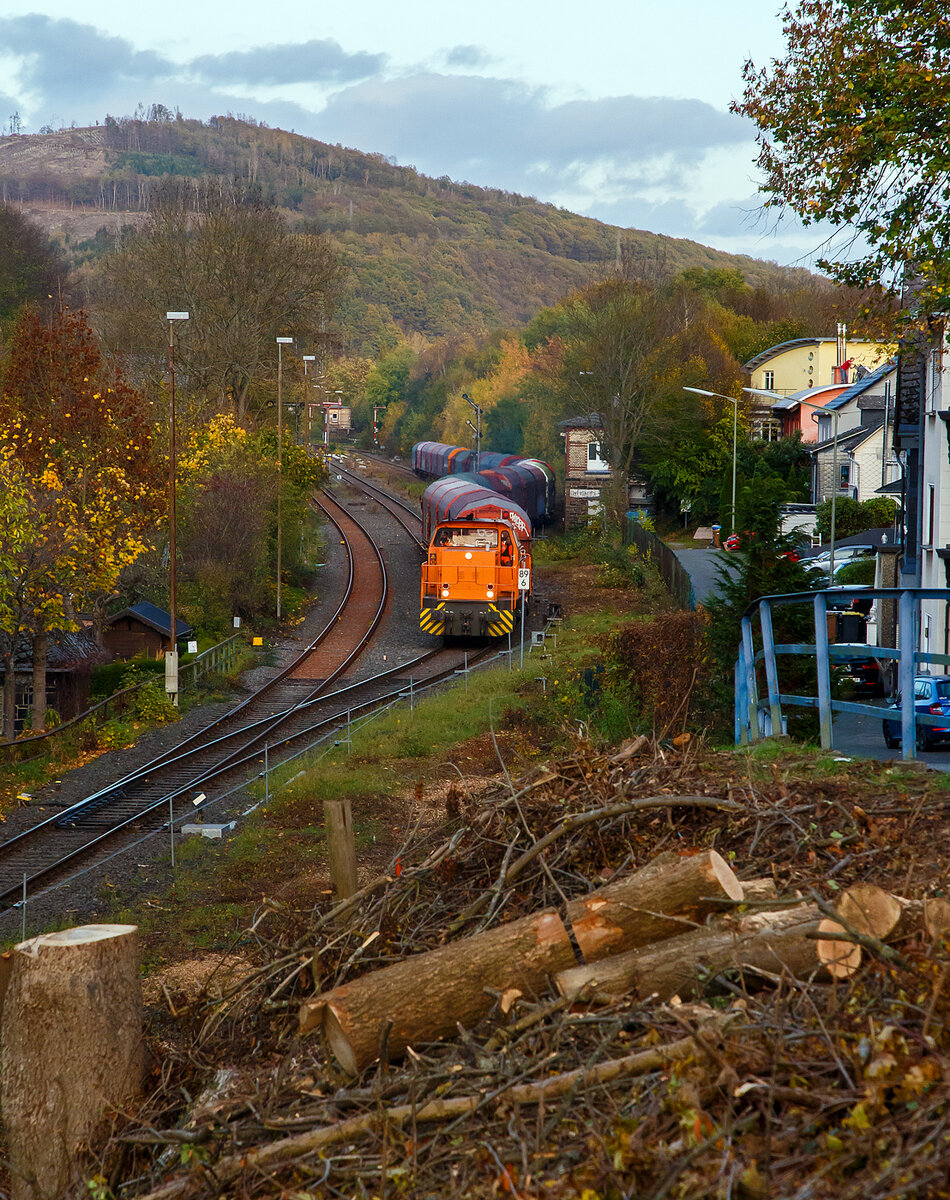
0,306,160,736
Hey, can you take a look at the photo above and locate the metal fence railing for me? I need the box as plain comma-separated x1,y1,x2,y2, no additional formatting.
0,633,243,764
737,586,949,760
624,516,696,611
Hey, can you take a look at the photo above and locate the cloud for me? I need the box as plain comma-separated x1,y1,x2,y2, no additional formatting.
317,74,751,175
445,45,492,68
0,19,797,260
190,40,386,86
0,15,171,107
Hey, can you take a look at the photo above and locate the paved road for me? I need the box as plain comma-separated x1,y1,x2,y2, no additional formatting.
672,547,736,606
833,706,950,772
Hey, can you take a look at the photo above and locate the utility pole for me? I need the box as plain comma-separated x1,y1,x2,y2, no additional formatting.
276,337,293,620
165,311,189,706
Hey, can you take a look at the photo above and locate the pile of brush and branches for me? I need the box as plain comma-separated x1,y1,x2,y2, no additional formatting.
76,738,950,1198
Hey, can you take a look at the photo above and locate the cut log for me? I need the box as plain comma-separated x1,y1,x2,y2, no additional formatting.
836,884,909,940
1,925,143,1200
815,918,865,978
741,878,778,903
555,905,849,1002
300,909,576,1074
924,897,950,942
565,849,743,963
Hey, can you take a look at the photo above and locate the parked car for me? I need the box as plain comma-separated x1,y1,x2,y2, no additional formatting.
882,675,950,750
836,655,883,695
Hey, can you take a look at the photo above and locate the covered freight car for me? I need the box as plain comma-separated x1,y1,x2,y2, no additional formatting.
411,441,555,522
420,478,532,638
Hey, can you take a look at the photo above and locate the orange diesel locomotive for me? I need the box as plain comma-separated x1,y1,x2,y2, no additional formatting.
420,477,532,638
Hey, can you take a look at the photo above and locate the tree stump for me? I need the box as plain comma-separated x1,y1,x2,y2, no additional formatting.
1,924,143,1200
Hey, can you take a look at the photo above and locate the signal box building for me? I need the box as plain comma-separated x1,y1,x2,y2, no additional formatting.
558,413,651,529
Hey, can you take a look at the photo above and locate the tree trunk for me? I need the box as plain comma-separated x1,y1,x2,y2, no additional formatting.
300,909,575,1075
31,630,47,733
1,925,143,1200
2,648,16,741
555,906,848,1002
565,849,743,963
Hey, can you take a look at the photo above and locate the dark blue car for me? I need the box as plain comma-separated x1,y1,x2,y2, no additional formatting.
882,675,950,750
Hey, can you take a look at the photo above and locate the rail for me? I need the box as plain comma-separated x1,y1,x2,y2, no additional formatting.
0,633,242,764
736,586,950,760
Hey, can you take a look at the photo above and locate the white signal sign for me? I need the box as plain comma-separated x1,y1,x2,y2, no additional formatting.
518,567,531,591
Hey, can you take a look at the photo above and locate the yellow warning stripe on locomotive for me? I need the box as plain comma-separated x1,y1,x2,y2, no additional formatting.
420,604,445,635
487,604,515,636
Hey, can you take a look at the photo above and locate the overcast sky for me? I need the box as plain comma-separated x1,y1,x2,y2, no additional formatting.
0,0,834,267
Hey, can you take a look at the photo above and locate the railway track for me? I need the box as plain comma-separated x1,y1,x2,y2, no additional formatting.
0,480,488,915
329,460,424,548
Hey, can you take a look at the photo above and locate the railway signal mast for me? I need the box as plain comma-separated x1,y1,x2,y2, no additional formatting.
463,393,482,473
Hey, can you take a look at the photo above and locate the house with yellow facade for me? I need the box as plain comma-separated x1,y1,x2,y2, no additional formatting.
744,335,893,398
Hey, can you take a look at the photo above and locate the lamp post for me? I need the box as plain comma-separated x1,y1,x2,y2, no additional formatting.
463,393,481,472
165,311,189,705
276,336,294,621
683,387,738,534
744,387,841,577
301,356,315,442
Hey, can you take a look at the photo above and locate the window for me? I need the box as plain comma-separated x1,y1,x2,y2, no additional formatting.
763,370,775,390
929,484,936,545
586,441,609,473
839,462,850,490
927,348,943,412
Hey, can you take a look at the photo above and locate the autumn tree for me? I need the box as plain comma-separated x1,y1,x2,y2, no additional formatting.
92,180,346,419
0,205,66,330
734,0,950,312
0,307,159,734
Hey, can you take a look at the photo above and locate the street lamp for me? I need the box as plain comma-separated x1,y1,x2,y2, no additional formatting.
683,387,738,534
463,393,481,472
745,387,841,577
276,336,294,621
165,311,188,706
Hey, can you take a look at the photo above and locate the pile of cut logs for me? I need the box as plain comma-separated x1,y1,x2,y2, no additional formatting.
299,849,950,1075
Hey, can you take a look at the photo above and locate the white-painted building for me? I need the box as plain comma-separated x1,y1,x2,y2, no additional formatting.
914,325,950,658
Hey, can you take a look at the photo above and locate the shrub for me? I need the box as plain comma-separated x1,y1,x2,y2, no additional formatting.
599,611,708,734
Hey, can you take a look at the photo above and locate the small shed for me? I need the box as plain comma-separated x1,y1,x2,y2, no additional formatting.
103,602,193,661
0,630,113,733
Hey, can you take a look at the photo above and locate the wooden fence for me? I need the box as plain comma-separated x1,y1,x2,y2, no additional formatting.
624,517,696,611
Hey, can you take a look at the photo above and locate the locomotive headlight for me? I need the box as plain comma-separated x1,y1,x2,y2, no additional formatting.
487,586,494,598
441,584,450,596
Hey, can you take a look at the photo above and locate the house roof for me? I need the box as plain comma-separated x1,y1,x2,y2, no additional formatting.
743,338,831,372
0,629,112,674
744,337,884,373
821,359,897,411
557,413,603,430
810,419,885,456
107,601,193,639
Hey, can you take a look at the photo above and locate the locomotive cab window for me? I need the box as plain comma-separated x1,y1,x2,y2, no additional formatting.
434,527,498,548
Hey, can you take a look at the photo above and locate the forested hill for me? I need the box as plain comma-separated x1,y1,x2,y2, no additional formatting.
0,113,813,353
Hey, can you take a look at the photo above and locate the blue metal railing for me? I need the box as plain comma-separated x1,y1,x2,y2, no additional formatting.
735,587,950,760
